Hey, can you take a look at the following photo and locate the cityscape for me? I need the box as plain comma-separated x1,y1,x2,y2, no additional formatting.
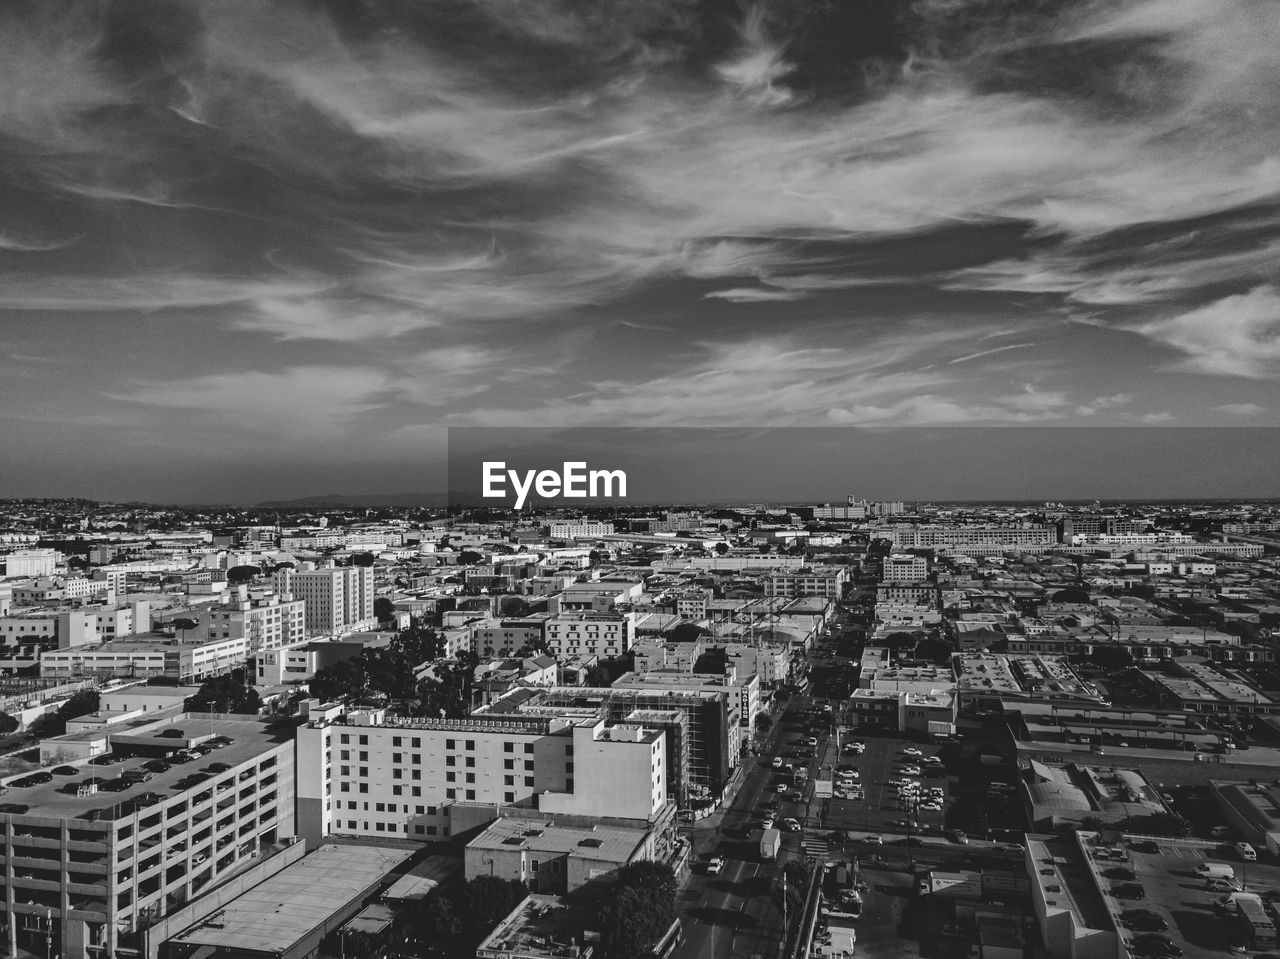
1,499,1280,959
4,1,1280,959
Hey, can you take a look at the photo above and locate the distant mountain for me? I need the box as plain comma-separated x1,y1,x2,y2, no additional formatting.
254,491,476,508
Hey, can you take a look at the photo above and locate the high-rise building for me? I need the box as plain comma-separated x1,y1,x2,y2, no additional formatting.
273,567,373,636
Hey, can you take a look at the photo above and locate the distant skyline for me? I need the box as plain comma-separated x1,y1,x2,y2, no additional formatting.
2,2,1279,501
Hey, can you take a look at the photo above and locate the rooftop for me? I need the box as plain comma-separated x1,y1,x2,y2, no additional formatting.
476,894,596,959
1,714,292,819
468,817,647,864
170,844,414,955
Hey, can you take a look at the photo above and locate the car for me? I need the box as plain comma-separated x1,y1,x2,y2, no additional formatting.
891,819,920,830
806,738,818,747
192,852,209,865
903,747,923,757
706,857,725,875
776,783,790,794
1112,883,1146,900
208,762,232,774
88,754,119,766
886,778,906,787
26,771,53,784
158,728,185,739
122,770,153,783
782,818,802,832
143,760,171,774
902,765,922,776
0,803,30,813
1210,826,1234,839
771,757,783,768
51,765,78,776
206,737,230,749
919,801,942,812
946,829,968,844
1160,793,1175,804
923,755,943,765
1002,842,1026,853
192,744,216,756
863,835,883,845
99,778,131,792
1122,911,1169,933
1133,935,1180,958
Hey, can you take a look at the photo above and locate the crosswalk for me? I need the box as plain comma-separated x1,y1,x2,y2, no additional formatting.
803,831,831,861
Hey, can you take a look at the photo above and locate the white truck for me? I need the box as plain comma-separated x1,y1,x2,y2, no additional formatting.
760,827,781,860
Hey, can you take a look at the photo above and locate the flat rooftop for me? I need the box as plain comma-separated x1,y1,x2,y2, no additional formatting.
476,894,594,959
170,844,414,955
469,818,647,864
2,715,292,819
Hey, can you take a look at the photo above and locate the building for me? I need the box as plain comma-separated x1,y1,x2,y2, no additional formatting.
2,548,59,577
294,705,670,848
273,567,374,636
0,714,295,959
881,525,1057,552
543,613,634,660
548,523,614,540
1024,833,1118,959
470,617,550,659
465,818,652,894
474,894,598,959
764,567,848,600
40,633,250,683
197,592,306,653
883,554,929,581
161,843,412,959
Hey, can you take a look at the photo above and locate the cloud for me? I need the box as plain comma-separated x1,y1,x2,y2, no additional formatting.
1076,393,1133,416
1133,286,1280,378
703,287,806,303
106,366,393,435
1215,402,1266,416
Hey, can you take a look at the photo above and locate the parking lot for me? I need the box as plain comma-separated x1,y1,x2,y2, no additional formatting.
817,732,955,838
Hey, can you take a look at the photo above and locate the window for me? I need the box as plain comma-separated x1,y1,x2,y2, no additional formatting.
393,769,403,780
524,776,535,787
412,738,421,748
412,754,421,764
504,742,514,753
504,759,514,770
446,772,456,783
358,735,368,746
359,767,368,778
504,775,514,786
446,756,456,767
392,736,402,747
465,740,475,750
566,763,574,773
375,803,385,812
445,739,456,750
524,743,534,754
340,749,350,760
412,787,421,797
446,789,456,800
359,783,368,794
359,751,368,762
411,770,421,780
416,806,425,814
393,786,402,796
340,734,350,744
524,761,534,771
565,744,574,756
465,773,475,784
340,783,350,793
340,766,350,776
392,753,402,764
465,790,475,800
566,779,574,791
465,757,475,768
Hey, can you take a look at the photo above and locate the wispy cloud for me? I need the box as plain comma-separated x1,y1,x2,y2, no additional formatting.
1216,402,1266,416
1133,286,1280,379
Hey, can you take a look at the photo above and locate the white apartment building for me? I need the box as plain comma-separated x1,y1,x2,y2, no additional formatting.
198,592,306,652
2,548,59,577
722,642,791,686
294,706,669,847
274,566,374,635
40,634,249,682
543,612,635,660
548,522,614,540
0,602,150,651
469,617,549,658
883,554,929,581
764,567,848,600
883,525,1056,549
674,589,711,621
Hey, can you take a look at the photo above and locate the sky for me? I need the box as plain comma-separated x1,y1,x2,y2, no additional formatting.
1,0,1279,503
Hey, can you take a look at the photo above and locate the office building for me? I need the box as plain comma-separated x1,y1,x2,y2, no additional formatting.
273,567,374,636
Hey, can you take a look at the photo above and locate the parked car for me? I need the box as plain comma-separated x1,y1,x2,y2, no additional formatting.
706,857,725,875
158,728,185,739
51,765,78,776
208,762,232,774
1122,910,1168,932
143,760,171,774
782,819,802,833
903,747,923,757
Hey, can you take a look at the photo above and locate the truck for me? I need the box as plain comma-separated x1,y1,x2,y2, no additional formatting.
760,827,781,860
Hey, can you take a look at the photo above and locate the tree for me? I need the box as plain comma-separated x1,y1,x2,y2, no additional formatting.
458,550,485,565
226,565,260,584
374,597,396,622
0,712,18,735
754,713,774,735
594,863,678,959
457,876,528,947
184,669,261,714
1090,646,1134,670
351,552,377,568
913,635,954,663
58,690,100,723
1127,812,1191,837
714,542,730,555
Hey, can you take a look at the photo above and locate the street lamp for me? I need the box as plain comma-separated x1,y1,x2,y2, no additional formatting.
43,907,53,959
